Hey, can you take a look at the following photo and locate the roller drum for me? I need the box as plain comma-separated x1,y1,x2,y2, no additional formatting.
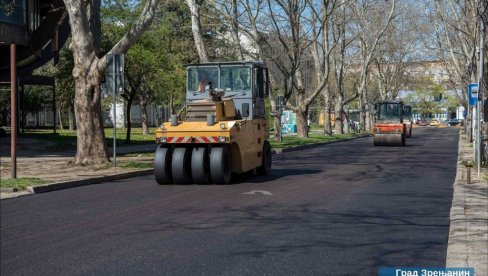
374,133,405,147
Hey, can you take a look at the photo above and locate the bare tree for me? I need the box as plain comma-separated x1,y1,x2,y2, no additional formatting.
431,0,479,140
63,0,160,164
237,0,285,140
210,0,246,59
351,0,397,131
139,78,150,136
185,0,210,62
309,0,341,136
372,2,418,101
263,0,333,138
330,0,357,134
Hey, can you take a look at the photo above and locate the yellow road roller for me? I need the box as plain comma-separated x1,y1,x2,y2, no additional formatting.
154,61,271,184
373,101,406,146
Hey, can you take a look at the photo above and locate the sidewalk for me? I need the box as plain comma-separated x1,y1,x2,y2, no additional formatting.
446,132,488,275
0,138,157,199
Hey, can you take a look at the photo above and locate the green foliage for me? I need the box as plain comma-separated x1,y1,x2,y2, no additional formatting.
0,178,48,190
99,0,196,114
404,77,448,118
145,2,196,110
118,161,153,169
54,42,75,110
22,85,52,113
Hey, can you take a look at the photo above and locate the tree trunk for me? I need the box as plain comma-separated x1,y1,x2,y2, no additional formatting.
58,109,64,130
68,105,75,131
296,108,309,138
186,0,209,62
139,94,149,135
343,114,350,133
334,93,344,134
359,93,366,131
273,114,282,142
323,94,332,136
169,94,175,115
125,98,133,144
365,109,372,131
73,70,109,164
295,68,309,138
231,0,244,60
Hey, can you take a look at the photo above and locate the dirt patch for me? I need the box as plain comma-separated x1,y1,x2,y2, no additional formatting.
0,156,153,185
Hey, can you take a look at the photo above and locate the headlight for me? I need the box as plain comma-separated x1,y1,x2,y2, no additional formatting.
220,123,227,130
158,137,167,143
218,136,228,143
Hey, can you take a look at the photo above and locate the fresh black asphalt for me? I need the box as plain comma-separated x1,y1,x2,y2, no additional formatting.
1,127,459,275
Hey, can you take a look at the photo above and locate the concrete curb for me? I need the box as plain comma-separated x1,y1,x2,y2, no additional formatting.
0,187,16,193
271,134,371,154
27,169,153,194
446,131,488,274
446,133,469,267
2,134,370,197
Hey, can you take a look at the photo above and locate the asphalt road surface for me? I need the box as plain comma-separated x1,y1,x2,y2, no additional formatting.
1,127,459,276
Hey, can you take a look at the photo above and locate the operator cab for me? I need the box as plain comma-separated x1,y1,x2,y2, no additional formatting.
375,101,404,124
185,61,269,120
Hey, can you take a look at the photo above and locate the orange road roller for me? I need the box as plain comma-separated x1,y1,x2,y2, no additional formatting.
373,101,407,146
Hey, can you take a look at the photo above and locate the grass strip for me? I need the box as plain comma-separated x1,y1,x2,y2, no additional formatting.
117,161,153,169
270,132,369,150
0,178,48,190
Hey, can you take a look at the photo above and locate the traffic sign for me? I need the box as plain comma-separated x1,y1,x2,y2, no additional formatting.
105,53,124,167
468,83,479,106
106,53,124,95
276,96,285,111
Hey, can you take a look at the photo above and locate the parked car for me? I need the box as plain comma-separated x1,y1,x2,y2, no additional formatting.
430,118,440,126
448,118,463,126
416,119,428,126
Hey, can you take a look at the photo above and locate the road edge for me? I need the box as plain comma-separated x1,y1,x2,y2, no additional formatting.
27,169,154,194
445,131,488,274
2,134,371,199
271,134,371,154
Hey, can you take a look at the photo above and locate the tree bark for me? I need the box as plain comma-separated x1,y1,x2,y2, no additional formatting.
64,0,160,164
73,67,108,164
359,92,366,131
58,109,64,130
139,94,149,135
185,0,209,62
365,108,372,131
273,115,282,142
295,70,308,138
125,97,133,144
231,0,244,60
323,92,332,136
343,114,350,133
334,92,344,134
296,108,309,138
68,105,75,131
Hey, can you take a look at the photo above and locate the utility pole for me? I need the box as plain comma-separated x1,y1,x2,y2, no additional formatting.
10,44,17,179
477,11,485,177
